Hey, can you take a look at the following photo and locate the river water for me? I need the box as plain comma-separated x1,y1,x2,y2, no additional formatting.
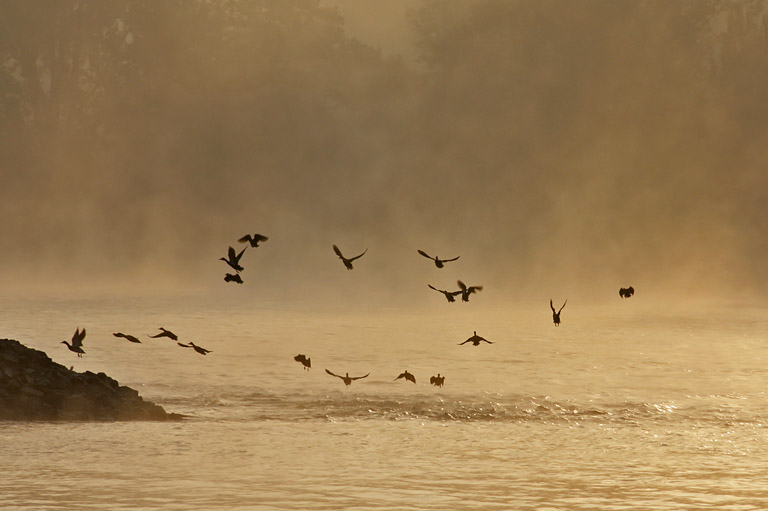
1,295,767,509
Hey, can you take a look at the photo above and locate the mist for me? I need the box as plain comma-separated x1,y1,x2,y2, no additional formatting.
1,0,767,307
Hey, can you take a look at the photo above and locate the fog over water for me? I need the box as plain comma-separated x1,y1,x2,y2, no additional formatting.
1,0,767,305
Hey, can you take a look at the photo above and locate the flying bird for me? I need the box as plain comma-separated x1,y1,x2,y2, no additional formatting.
238,233,269,248
178,342,212,355
457,280,483,302
220,246,247,273
427,284,462,303
550,299,567,326
458,331,492,346
417,249,460,268
149,327,178,341
61,328,86,357
224,273,244,284
619,286,635,299
394,370,416,383
429,374,445,387
113,332,141,344
333,245,367,270
294,354,311,370
325,369,370,386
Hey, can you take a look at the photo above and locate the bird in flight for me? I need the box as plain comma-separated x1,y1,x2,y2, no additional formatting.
394,370,416,383
427,284,462,303
62,328,86,357
294,354,311,370
238,233,268,248
224,273,244,284
550,299,567,326
457,280,483,302
619,286,635,299
417,249,460,268
429,374,445,387
458,331,492,346
333,245,367,270
178,342,212,355
325,369,370,386
113,332,141,343
149,327,178,341
220,246,247,273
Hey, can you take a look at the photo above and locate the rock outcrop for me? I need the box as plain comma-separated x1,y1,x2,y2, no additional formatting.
0,338,181,421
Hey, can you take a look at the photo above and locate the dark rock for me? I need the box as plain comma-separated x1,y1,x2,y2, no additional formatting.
0,338,182,421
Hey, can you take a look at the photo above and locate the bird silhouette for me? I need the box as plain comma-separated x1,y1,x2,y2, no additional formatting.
61,328,86,357
149,327,178,341
177,342,211,355
333,245,367,270
550,299,567,326
325,369,369,386
457,280,483,302
220,246,247,273
113,332,141,343
224,273,244,284
394,370,416,383
294,354,311,370
238,233,268,247
427,284,462,303
417,249,460,268
458,331,493,346
619,286,635,299
429,374,445,387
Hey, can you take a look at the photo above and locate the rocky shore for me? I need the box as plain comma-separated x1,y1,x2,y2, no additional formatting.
0,338,181,421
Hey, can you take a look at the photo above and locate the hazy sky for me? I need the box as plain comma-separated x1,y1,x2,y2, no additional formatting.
1,0,767,306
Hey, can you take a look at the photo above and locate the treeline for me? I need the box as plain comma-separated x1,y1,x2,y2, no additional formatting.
1,0,767,293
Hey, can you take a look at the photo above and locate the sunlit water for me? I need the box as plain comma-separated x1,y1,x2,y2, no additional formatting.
2,295,767,510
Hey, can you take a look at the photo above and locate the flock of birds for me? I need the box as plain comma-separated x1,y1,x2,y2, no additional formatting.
60,232,637,389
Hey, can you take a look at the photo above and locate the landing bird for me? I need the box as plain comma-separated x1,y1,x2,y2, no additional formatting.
550,299,567,326
458,331,492,346
149,327,178,341
619,286,635,299
178,342,212,355
294,354,311,370
220,245,247,273
224,273,244,284
113,332,141,343
333,245,367,270
430,374,445,387
61,327,86,357
417,249,460,268
238,233,268,248
394,370,416,383
427,284,462,303
457,280,483,302
325,369,369,386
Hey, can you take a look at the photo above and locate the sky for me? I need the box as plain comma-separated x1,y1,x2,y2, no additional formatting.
1,0,767,307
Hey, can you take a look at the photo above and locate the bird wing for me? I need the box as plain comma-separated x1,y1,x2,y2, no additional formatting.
178,342,192,348
440,255,460,263
348,248,368,262
113,332,124,338
254,234,268,242
417,249,432,260
430,376,437,384
394,373,404,380
550,299,556,313
325,369,342,379
481,338,493,344
234,246,247,262
457,280,467,291
468,285,483,293
227,246,237,261
558,299,567,313
332,245,344,259
427,284,442,292
351,373,370,380
458,339,471,345
237,234,252,244
73,328,86,348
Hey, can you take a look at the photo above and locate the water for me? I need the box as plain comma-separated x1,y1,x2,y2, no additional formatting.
1,295,767,509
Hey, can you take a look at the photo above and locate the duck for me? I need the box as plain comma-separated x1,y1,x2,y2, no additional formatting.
113,332,141,343
238,233,269,248
457,280,483,302
550,299,567,326
619,286,635,299
427,284,462,303
294,354,311,370
224,273,244,284
61,328,86,357
458,331,492,346
394,370,416,383
149,327,178,341
220,246,247,273
325,369,369,386
417,249,460,268
177,342,212,355
429,374,445,387
333,245,367,270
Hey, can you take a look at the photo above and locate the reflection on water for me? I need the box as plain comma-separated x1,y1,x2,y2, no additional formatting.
1,297,767,509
